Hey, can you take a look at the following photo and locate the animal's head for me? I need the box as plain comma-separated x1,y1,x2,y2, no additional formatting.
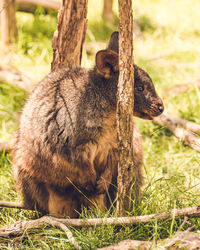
95,31,164,120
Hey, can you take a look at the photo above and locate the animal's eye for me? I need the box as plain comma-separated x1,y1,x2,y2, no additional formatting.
136,86,144,92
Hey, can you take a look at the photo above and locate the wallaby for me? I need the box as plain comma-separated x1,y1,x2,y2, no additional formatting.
12,31,164,218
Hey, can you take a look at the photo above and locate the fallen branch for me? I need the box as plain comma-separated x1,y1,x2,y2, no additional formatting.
155,112,200,134
0,200,26,210
164,78,200,98
0,216,80,249
148,50,173,61
153,113,200,152
98,231,200,250
179,216,190,231
45,217,81,250
1,206,200,238
99,239,151,250
16,0,61,13
0,66,33,93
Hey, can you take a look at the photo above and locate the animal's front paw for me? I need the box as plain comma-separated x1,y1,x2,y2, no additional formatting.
82,181,96,192
77,167,97,192
95,177,108,194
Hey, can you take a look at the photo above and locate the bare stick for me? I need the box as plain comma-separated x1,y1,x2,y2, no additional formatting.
164,78,200,97
99,231,200,250
153,113,200,152
0,216,80,249
1,206,200,238
45,217,81,250
0,200,26,210
16,0,61,13
99,239,152,250
0,66,33,93
148,50,173,61
156,112,200,134
179,216,189,231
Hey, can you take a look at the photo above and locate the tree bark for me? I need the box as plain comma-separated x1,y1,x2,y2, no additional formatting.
0,0,18,49
51,0,88,71
102,0,114,25
116,0,135,215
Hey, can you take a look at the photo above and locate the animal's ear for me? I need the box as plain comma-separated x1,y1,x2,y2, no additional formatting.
107,31,119,53
96,50,119,79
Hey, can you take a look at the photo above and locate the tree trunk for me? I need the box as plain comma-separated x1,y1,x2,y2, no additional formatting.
0,0,18,49
116,0,135,216
102,0,114,25
51,0,88,71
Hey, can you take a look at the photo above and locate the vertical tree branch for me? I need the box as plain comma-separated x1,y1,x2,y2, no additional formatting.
116,0,134,215
51,0,88,70
0,0,18,49
102,0,114,25
9,0,18,41
0,0,10,47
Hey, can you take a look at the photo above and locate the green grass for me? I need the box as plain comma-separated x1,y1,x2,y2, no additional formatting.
1,0,200,248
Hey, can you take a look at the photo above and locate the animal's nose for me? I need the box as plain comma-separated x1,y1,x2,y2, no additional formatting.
157,103,164,113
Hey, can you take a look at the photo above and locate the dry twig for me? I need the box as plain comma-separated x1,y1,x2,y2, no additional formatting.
42,217,81,250
16,0,61,13
161,113,200,134
0,216,80,249
148,50,173,61
179,216,190,231
0,66,33,93
98,231,200,250
1,206,200,238
153,113,200,152
98,239,152,250
164,78,200,98
0,200,26,210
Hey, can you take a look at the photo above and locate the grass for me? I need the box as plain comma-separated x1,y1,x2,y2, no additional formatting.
1,0,200,248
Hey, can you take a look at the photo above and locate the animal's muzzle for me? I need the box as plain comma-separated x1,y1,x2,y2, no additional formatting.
157,103,164,114
149,99,164,117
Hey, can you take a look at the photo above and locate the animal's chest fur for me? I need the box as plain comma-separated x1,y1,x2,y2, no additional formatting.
82,112,117,176
95,119,117,172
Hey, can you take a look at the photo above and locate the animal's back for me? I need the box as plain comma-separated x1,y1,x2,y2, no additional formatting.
20,66,88,152
12,66,93,212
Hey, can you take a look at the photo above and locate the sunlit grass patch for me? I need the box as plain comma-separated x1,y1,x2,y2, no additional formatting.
0,82,27,141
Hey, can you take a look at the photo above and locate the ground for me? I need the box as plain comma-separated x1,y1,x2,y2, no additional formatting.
1,0,200,248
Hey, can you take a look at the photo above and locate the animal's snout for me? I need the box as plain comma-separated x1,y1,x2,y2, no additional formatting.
157,103,164,113
150,99,164,117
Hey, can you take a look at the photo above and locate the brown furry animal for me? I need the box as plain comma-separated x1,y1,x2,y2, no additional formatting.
12,32,164,217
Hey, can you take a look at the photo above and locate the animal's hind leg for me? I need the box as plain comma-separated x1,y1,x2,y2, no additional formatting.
47,185,80,218
17,172,49,213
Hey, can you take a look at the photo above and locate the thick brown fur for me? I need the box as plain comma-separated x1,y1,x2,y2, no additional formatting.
12,31,164,218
